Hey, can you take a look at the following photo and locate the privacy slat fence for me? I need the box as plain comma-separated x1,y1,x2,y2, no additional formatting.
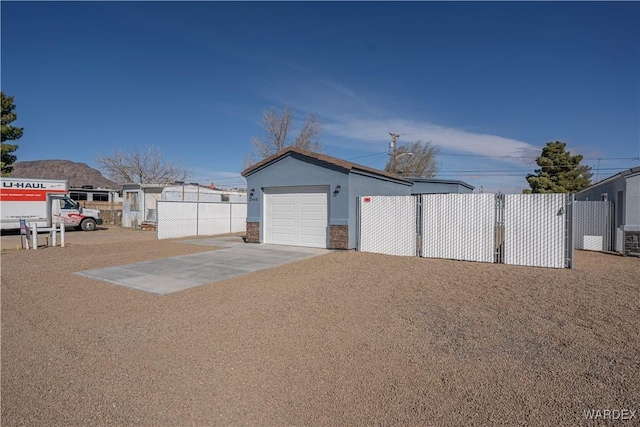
573,201,612,252
421,194,495,263
358,196,417,256
503,194,568,268
358,193,584,269
156,201,247,240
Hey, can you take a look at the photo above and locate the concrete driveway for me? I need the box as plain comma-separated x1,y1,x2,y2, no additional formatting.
76,236,330,295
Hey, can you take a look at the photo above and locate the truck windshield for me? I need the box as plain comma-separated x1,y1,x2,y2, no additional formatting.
61,198,79,210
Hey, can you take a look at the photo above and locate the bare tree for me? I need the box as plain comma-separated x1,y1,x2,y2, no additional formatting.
244,105,323,167
384,140,440,177
96,145,190,184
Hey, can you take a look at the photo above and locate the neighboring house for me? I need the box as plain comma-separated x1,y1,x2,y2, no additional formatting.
122,182,247,228
69,185,122,204
162,183,247,203
575,166,640,256
242,147,415,250
217,190,247,203
407,178,474,194
162,184,223,202
122,184,165,228
70,185,124,226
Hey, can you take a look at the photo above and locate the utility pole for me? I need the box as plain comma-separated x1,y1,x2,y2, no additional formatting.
389,132,401,175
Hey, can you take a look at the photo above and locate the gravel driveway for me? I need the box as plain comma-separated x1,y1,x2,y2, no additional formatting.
1,226,638,426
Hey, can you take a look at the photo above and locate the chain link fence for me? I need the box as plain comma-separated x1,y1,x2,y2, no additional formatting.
156,201,247,240
358,193,580,269
573,201,612,251
357,196,417,256
503,194,568,268
421,193,495,263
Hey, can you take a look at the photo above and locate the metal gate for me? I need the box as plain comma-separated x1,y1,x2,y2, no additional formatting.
503,194,570,268
358,196,417,256
156,201,247,240
573,201,612,252
421,194,495,263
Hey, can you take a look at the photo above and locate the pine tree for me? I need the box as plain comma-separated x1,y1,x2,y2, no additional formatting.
525,141,592,193
1,91,24,176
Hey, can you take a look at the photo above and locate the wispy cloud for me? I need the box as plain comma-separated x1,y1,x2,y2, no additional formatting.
324,117,540,162
275,60,363,103
265,60,541,165
262,59,543,191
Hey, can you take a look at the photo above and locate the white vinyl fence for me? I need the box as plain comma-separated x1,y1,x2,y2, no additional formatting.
573,201,612,251
358,196,417,256
503,194,568,269
156,201,247,240
358,193,578,269
421,194,495,263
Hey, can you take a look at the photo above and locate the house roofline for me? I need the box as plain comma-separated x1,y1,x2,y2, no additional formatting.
576,166,640,194
241,147,412,184
405,177,475,191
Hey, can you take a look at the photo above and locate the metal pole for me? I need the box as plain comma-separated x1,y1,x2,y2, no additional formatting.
196,200,199,236
60,222,65,247
389,132,400,175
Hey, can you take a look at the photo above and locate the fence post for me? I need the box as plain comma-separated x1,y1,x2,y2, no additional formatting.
60,222,65,247
494,193,504,264
609,201,614,252
31,223,38,250
565,194,575,269
356,197,361,251
415,195,422,257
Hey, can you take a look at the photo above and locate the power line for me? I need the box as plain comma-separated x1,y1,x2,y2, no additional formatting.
193,175,246,181
346,151,388,160
436,153,638,161
362,153,390,168
347,151,638,162
435,168,632,177
435,167,627,173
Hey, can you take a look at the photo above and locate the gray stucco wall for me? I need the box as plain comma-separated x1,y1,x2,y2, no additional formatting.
245,154,350,242
245,152,412,249
575,177,625,205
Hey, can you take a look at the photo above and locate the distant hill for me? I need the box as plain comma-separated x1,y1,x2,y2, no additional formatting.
10,160,119,189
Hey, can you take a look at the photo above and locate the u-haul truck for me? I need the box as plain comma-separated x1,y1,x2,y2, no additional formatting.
0,178,103,231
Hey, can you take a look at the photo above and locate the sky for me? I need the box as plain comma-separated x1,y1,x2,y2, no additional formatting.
2,1,639,192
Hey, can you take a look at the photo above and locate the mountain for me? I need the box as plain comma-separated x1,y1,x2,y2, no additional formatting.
10,160,119,189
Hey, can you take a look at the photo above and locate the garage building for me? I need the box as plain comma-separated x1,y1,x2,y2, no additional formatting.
241,147,413,249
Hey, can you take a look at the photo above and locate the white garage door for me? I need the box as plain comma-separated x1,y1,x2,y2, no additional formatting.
264,186,329,248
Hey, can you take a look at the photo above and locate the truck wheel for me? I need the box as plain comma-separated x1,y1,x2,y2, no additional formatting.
81,218,97,231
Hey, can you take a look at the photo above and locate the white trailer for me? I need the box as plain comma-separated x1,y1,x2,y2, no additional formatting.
0,178,103,231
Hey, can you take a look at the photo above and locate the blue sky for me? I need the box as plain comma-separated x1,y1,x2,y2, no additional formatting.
2,1,639,192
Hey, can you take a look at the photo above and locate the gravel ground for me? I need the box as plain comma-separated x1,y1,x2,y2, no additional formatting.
1,226,639,426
